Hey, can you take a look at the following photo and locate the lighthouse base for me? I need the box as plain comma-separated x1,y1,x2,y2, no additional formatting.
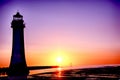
7,67,29,76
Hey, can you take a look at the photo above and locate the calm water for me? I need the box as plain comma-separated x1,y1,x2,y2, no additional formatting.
0,67,120,80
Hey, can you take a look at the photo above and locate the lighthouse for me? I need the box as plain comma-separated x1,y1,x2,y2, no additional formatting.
7,12,29,76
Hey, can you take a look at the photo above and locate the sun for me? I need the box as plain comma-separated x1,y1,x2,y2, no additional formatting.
49,49,71,67
57,57,62,63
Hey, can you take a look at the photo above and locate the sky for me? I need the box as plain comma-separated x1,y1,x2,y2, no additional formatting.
0,0,120,67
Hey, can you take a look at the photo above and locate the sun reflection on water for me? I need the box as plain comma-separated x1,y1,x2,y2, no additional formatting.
57,67,62,77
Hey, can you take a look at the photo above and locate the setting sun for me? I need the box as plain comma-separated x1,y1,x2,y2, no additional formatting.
57,57,62,63
48,49,72,67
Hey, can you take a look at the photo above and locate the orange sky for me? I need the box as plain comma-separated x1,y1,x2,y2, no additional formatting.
1,47,120,67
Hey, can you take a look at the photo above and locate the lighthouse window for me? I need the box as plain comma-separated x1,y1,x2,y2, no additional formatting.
14,17,22,20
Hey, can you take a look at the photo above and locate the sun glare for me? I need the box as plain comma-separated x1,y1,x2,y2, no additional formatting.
49,49,71,67
57,57,62,63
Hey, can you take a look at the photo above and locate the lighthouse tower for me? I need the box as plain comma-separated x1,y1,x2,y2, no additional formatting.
7,12,29,76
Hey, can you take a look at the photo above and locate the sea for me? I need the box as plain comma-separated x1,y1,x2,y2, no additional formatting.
0,65,120,80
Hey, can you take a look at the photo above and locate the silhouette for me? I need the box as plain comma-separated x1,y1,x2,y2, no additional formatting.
0,12,58,77
7,12,29,76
